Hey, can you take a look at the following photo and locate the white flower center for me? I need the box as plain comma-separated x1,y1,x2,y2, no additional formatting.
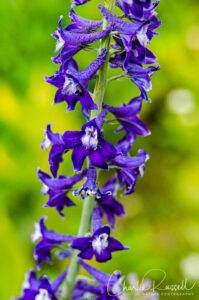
41,135,51,151
35,289,51,300
111,276,124,296
136,25,149,47
55,31,65,53
31,222,42,243
81,126,98,150
41,184,49,195
63,77,77,95
92,233,109,254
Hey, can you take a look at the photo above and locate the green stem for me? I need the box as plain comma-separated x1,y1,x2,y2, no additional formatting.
107,73,127,83
62,0,116,298
62,195,95,299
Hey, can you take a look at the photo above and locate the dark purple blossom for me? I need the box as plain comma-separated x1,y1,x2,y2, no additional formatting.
115,132,135,156
112,34,157,70
98,4,146,35
95,177,126,228
79,260,124,299
32,216,75,269
99,3,160,71
99,3,159,59
74,166,99,199
52,16,111,62
41,124,67,177
69,9,103,33
117,0,160,20
72,0,90,6
46,49,107,119
62,110,118,172
72,279,101,299
37,168,86,217
112,149,148,195
110,55,160,100
103,97,150,144
15,269,66,300
71,225,129,262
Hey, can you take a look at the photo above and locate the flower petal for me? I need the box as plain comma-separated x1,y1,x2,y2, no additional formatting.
72,145,89,172
62,131,83,148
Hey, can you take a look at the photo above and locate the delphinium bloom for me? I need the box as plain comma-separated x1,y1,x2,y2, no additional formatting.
32,216,75,269
15,269,66,300
46,49,107,119
43,110,118,174
78,260,124,299
112,149,148,195
95,177,126,228
103,96,151,144
17,0,161,299
71,225,129,262
37,168,86,217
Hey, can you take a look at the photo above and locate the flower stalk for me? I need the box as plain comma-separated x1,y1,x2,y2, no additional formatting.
63,1,116,298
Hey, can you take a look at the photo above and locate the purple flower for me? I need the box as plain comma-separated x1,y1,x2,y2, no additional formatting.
112,34,157,70
16,269,66,300
46,49,107,119
37,168,86,217
100,2,160,71
110,55,160,100
72,279,101,299
103,97,150,144
79,260,124,299
98,4,146,35
32,216,75,269
41,124,67,177
52,16,111,62
112,149,148,195
72,0,90,6
74,166,99,199
95,177,126,228
117,0,160,20
71,225,129,262
69,9,103,33
62,110,118,172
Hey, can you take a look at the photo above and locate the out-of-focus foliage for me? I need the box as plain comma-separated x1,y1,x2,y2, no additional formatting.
0,0,199,299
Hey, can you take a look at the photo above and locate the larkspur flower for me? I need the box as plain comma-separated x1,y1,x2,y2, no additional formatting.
111,34,157,70
79,260,124,299
72,279,101,299
98,4,147,35
41,124,66,177
95,177,126,228
72,0,90,6
15,269,66,300
117,0,160,21
99,3,161,71
52,16,111,62
46,49,107,119
103,97,150,144
71,225,129,262
112,149,148,195
74,166,99,199
62,109,118,172
69,9,103,33
32,216,75,269
110,55,160,100
37,168,86,217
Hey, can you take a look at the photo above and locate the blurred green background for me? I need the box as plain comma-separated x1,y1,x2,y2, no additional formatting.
0,0,199,299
